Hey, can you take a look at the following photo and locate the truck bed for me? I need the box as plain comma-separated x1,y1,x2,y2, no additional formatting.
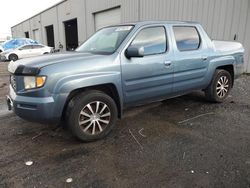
212,40,244,54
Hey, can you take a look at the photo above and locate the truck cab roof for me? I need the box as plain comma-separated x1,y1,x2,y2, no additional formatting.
116,20,200,27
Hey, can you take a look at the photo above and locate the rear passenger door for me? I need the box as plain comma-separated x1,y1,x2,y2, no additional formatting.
121,25,174,106
32,45,44,56
172,26,209,93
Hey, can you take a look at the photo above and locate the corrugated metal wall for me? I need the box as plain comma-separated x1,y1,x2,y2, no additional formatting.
11,0,250,72
138,0,250,72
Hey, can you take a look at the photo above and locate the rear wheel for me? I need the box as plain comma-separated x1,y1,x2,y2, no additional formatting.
205,69,232,103
8,54,18,61
66,90,118,142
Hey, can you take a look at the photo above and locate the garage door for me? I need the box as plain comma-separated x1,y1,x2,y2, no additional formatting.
94,8,121,31
33,29,40,43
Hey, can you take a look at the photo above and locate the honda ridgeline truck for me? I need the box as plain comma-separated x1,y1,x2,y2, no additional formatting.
7,21,244,141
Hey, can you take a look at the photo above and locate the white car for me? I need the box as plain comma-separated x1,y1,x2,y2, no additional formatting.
0,44,53,61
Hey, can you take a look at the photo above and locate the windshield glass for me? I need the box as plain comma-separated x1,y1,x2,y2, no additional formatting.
76,25,134,55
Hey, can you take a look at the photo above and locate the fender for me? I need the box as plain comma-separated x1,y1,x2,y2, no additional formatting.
51,71,123,118
205,55,235,86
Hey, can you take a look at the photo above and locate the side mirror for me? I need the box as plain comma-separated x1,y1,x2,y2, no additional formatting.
125,46,144,59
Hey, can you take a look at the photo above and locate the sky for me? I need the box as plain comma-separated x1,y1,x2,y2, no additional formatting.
0,0,62,39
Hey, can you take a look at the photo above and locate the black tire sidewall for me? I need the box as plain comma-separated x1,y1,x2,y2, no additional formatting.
9,54,18,61
212,70,232,102
67,91,118,142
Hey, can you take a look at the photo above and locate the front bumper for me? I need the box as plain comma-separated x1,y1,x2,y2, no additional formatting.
7,86,61,123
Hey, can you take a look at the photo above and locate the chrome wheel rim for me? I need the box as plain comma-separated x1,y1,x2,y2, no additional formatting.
78,101,111,135
216,76,229,98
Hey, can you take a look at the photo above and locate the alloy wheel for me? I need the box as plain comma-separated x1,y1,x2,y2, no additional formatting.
78,101,111,135
216,76,229,98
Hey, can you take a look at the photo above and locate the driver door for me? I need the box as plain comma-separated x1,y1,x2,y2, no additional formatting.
18,45,34,59
121,25,174,106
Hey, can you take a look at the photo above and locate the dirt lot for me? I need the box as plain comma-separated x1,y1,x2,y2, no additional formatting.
0,61,250,188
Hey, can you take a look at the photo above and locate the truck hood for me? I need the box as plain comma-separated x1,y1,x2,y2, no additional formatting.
213,40,244,54
8,52,106,74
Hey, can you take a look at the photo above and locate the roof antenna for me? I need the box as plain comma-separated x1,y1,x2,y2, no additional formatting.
233,34,237,41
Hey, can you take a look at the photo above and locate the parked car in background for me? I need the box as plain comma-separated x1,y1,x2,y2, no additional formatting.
0,38,38,53
1,44,53,61
7,21,244,142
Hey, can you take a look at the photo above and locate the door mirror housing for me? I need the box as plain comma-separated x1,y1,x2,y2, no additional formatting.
125,46,144,59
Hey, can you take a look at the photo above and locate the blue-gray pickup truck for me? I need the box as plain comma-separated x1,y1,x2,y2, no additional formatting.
7,21,244,141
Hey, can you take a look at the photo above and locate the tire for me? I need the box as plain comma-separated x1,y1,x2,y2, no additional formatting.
66,90,118,142
8,54,18,61
205,69,232,103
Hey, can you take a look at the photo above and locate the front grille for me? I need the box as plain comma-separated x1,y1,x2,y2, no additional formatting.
10,75,16,91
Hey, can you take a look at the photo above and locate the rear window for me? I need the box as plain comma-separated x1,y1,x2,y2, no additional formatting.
173,26,201,51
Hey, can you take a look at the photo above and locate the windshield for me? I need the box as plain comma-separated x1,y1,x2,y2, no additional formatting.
76,25,134,55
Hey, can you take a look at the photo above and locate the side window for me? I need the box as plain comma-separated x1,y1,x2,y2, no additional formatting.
173,26,201,51
20,45,32,50
33,45,43,49
130,26,167,55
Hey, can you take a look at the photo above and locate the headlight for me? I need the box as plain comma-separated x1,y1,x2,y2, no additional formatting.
23,76,46,90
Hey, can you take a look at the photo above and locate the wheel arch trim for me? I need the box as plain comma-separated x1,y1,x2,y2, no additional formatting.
58,83,123,120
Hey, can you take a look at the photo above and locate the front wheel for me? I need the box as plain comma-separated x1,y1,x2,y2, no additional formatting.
8,54,18,61
205,69,232,103
66,90,118,142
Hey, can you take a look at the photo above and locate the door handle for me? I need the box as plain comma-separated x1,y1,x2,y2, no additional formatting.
164,61,172,67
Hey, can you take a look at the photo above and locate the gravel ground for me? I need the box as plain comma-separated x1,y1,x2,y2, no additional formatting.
0,61,250,187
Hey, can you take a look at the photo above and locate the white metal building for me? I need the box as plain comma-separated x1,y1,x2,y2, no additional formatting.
11,0,250,72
